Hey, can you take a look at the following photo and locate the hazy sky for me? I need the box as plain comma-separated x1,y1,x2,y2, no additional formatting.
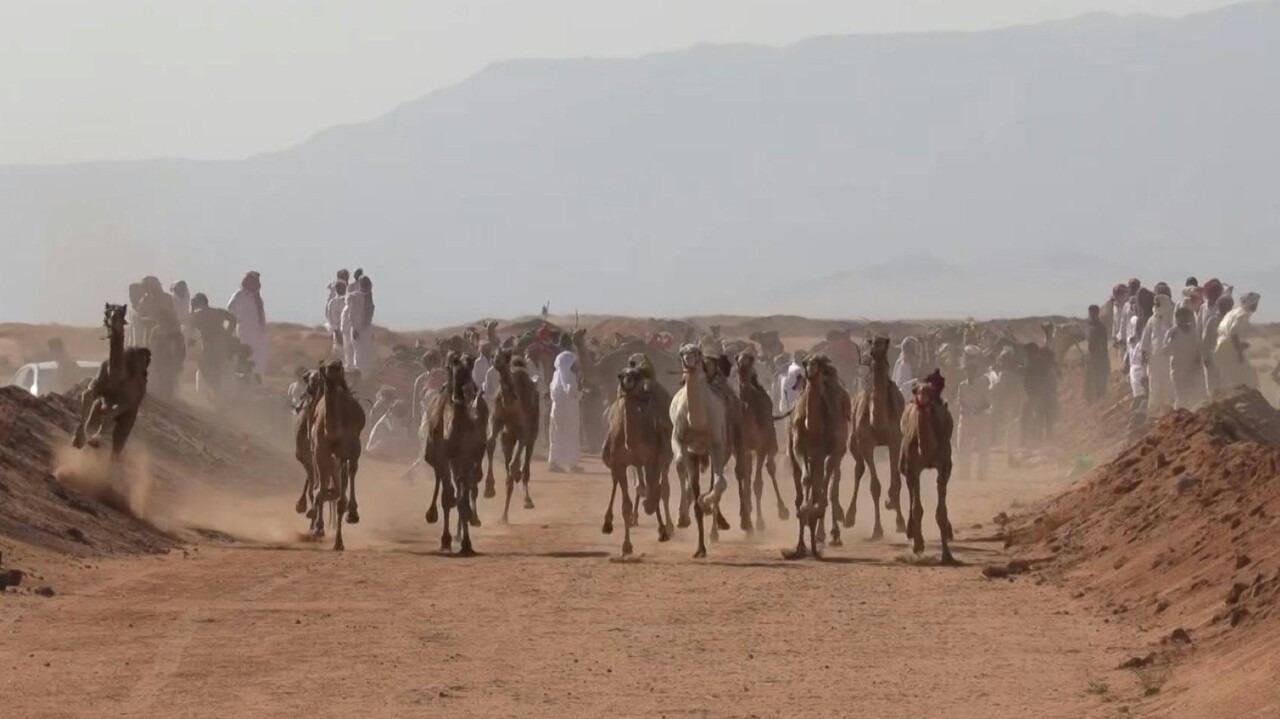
2,0,1245,164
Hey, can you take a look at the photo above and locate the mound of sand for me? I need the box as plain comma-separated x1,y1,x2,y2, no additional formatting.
1013,389,1280,642
0,384,298,556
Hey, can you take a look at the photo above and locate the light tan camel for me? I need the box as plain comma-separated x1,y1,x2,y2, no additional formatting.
600,367,672,556
847,336,906,539
815,357,852,547
780,354,845,559
704,354,754,535
899,374,956,564
485,348,540,523
735,352,789,529
292,370,324,521
669,345,728,558
308,361,366,551
423,353,490,555
73,303,151,457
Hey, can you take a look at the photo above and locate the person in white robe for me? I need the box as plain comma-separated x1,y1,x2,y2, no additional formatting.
1214,292,1261,393
341,277,376,373
779,351,807,414
326,281,347,359
892,337,920,393
170,281,191,332
1166,307,1207,410
226,271,268,379
548,350,582,473
1142,295,1175,412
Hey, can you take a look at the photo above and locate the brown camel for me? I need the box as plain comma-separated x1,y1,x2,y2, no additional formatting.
423,353,490,554
899,373,956,564
600,367,672,556
626,354,676,536
703,354,754,535
669,345,729,558
292,370,325,521
307,361,366,550
734,352,789,529
485,348,540,523
781,354,845,559
847,335,906,539
73,303,151,457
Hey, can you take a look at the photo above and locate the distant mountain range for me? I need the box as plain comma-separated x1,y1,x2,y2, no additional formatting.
2,1,1278,326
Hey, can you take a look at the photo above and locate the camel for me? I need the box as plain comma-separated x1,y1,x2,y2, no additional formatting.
73,303,151,457
423,353,490,555
781,354,846,559
292,370,324,524
847,335,906,539
485,348,540,523
734,352,789,529
307,361,366,550
600,367,672,556
748,331,785,360
669,345,729,558
1043,322,1086,364
625,354,677,536
702,354,754,534
899,373,956,564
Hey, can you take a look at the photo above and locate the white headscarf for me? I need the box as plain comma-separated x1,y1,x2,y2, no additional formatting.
552,351,578,395
1149,295,1175,354
1216,293,1259,350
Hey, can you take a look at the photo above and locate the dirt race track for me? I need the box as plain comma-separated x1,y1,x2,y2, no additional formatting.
1,454,1152,719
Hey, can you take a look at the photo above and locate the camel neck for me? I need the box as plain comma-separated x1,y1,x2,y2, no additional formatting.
686,367,706,431
108,329,125,380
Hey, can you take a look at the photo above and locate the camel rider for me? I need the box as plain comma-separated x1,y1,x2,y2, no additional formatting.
189,293,238,397
286,366,308,409
955,360,990,481
170,281,191,332
326,280,347,359
367,400,414,461
779,350,807,415
135,276,176,348
1214,292,1261,393
227,271,269,379
412,350,447,428
473,343,494,401
368,386,397,429
892,337,920,394
548,350,583,474
770,353,790,410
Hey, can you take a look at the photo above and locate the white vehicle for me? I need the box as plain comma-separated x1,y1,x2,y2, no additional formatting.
6,360,103,396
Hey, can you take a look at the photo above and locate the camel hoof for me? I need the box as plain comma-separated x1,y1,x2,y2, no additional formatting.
885,498,899,512
295,497,308,515
740,517,753,533
306,507,318,520
941,552,958,567
483,483,496,499
677,515,691,529
500,515,510,525
469,515,481,528
441,538,452,552
86,437,102,449
523,498,536,510
458,544,476,557
621,542,633,557
870,526,884,541
333,540,344,552
312,527,325,539
777,505,790,521
693,547,707,559
425,506,439,524
755,517,766,532
913,538,925,554
658,526,670,542
896,517,908,534
709,528,720,543
782,547,808,560
715,514,731,532
602,520,614,535
346,508,360,525
829,535,843,547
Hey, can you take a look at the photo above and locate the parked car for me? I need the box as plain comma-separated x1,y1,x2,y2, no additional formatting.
6,360,103,396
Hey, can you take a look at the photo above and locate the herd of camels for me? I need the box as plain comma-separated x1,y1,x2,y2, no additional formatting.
72,306,1083,563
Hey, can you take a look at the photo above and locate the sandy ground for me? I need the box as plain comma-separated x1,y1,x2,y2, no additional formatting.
2,453,1150,719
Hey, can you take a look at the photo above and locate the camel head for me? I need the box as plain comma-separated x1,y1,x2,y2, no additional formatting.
804,353,834,386
318,360,348,391
617,367,643,396
869,335,891,364
677,344,704,373
709,354,732,382
303,369,324,398
103,303,129,334
493,347,514,373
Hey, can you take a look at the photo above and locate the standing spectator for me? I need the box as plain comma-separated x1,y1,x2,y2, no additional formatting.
226,271,269,379
548,350,582,473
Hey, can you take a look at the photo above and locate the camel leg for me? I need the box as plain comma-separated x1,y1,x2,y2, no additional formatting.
439,466,455,551
311,450,334,539
626,469,640,528
864,453,885,541
736,452,753,533
345,455,361,524
937,464,956,565
887,440,907,534
295,440,315,515
752,451,766,530
849,454,864,529
766,452,788,521
688,459,707,559
456,464,476,556
111,410,138,457
82,400,109,448
602,466,619,535
333,461,347,552
501,435,518,524
521,436,536,510
782,447,808,560
72,391,95,448
425,458,441,524
619,467,635,557
650,466,670,543
676,462,692,529
906,466,924,555
660,464,676,537
827,465,843,547
484,428,498,498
